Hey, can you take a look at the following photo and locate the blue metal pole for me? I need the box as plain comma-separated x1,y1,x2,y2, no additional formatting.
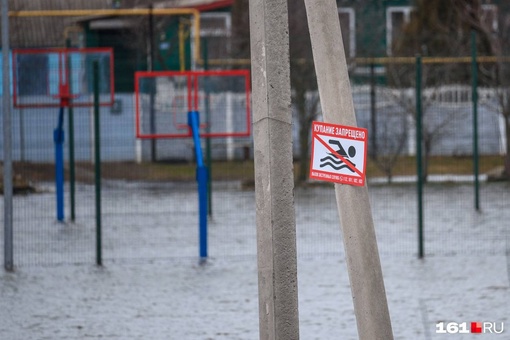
188,111,204,166
197,166,208,260
188,111,208,261
54,107,65,222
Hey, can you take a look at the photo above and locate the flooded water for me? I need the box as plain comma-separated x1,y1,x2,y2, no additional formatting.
1,181,509,339
2,180,508,265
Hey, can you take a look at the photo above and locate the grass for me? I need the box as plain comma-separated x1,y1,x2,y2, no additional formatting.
366,155,504,178
8,155,506,185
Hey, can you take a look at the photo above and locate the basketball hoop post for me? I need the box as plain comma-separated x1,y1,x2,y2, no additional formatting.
188,110,208,261
135,70,251,262
53,68,75,222
13,47,114,224
53,106,65,222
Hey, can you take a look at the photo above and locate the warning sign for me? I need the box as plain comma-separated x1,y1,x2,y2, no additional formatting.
309,121,368,186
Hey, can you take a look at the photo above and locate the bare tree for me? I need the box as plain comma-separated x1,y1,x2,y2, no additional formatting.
369,86,409,183
386,63,472,182
288,0,320,183
462,1,510,178
393,0,510,179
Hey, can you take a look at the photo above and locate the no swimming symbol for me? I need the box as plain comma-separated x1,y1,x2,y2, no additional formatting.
320,140,357,172
309,121,367,186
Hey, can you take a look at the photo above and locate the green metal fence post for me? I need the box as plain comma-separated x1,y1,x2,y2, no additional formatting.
2,0,14,272
370,63,377,159
471,30,481,211
203,38,213,217
416,55,424,259
148,4,157,162
66,39,76,221
93,61,102,266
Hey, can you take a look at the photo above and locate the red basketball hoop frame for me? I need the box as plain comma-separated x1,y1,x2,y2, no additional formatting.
135,69,251,139
12,47,115,109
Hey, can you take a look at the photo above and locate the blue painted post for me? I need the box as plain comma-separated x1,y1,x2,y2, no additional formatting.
197,166,208,260
188,111,208,261
54,107,65,222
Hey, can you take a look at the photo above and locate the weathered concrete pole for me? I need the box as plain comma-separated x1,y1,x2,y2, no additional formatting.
304,0,394,339
249,0,300,339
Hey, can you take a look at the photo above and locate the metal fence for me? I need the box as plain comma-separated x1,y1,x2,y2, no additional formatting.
1,56,510,267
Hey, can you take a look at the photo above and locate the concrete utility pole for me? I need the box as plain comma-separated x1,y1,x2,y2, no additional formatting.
249,0,300,339
304,0,394,339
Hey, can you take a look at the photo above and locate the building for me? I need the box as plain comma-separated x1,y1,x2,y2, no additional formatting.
1,0,508,164
3,0,235,92
337,0,508,58
5,1,509,89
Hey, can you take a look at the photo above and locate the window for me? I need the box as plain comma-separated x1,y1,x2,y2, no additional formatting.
196,12,231,62
338,8,356,58
481,4,498,32
386,6,413,56
17,54,48,96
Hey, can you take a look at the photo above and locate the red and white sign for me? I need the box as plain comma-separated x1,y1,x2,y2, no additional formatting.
309,121,368,186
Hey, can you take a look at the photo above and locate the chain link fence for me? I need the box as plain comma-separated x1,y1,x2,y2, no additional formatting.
1,13,509,266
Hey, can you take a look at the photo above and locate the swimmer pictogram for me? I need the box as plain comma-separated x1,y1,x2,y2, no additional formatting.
320,140,356,172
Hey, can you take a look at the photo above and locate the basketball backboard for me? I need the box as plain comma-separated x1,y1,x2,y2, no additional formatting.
135,70,251,139
12,48,114,108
